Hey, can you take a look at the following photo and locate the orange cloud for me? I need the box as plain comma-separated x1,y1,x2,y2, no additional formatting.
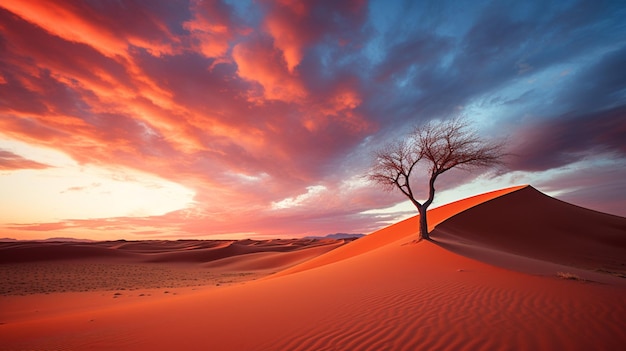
263,0,322,73
233,38,306,102
1,0,163,58
262,0,367,72
1,4,211,158
1,1,124,57
184,0,241,58
302,80,372,133
1,1,179,59
265,13,307,72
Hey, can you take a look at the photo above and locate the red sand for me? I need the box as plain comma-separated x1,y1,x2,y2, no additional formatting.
1,185,625,350
0,238,347,295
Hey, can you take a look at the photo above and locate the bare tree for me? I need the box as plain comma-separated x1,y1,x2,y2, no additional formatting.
368,117,505,240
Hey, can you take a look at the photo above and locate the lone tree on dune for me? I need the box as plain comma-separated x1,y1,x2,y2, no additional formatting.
368,117,505,241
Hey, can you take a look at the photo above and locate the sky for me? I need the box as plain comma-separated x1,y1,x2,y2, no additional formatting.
0,0,625,240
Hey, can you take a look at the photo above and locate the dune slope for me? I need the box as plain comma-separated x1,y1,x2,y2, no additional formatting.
433,185,626,279
1,185,624,351
273,185,527,277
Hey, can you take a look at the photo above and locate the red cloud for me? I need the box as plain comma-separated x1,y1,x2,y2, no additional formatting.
184,0,242,58
233,37,306,102
0,150,50,170
261,0,367,72
1,1,178,59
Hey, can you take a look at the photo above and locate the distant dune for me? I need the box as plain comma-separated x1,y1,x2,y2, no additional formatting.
0,237,96,243
0,238,347,265
0,238,347,295
1,185,624,351
304,233,365,240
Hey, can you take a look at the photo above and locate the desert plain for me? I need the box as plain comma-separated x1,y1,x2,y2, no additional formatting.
1,185,625,350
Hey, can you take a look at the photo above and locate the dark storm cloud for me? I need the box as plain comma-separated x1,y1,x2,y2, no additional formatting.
360,0,625,129
508,105,626,171
506,43,626,172
557,46,626,114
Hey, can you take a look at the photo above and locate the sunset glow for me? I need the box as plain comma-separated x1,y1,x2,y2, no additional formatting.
1,0,624,240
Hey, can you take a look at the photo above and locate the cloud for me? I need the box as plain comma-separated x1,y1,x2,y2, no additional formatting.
259,0,367,72
8,222,70,232
0,150,50,170
0,1,180,59
183,0,241,58
507,105,626,172
233,35,306,102
374,33,453,83
555,46,626,114
60,182,101,194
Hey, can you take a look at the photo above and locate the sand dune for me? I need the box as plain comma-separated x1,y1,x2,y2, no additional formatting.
1,185,625,350
202,240,345,271
433,186,626,282
0,238,348,295
273,185,526,277
0,238,347,265
0,241,135,263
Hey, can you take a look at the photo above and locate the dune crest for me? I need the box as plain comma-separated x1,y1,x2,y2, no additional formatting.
273,185,526,277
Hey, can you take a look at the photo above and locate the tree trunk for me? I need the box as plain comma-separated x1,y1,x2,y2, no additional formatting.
418,205,429,240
